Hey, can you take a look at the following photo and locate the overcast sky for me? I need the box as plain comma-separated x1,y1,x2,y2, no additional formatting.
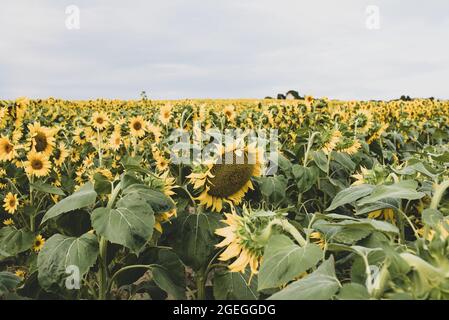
1,1,448,100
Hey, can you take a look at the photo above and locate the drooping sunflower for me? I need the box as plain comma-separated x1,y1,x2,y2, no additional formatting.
0,136,16,161
129,116,146,138
215,207,266,278
33,235,45,252
53,142,69,167
24,151,52,177
336,137,361,155
352,109,373,134
28,123,56,156
321,130,342,155
91,111,109,131
3,192,19,214
187,144,262,212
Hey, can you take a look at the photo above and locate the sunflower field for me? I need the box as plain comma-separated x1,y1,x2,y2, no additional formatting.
0,97,448,300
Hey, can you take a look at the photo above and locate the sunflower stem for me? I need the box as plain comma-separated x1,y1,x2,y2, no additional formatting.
430,180,449,210
98,236,108,300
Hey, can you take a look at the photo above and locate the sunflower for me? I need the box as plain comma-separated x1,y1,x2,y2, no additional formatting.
310,231,326,249
73,128,87,145
129,116,146,138
91,111,109,130
352,109,373,134
109,131,122,151
53,142,69,167
187,144,262,212
368,208,395,224
147,123,162,142
159,104,172,125
28,123,56,156
15,269,26,280
3,192,19,214
337,138,361,155
3,218,14,226
156,156,170,172
24,151,52,177
321,130,342,155
367,123,389,144
33,235,45,252
0,136,17,161
223,105,236,122
215,208,264,278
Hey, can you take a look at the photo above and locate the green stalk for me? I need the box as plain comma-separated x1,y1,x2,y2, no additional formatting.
98,236,108,300
430,180,449,210
98,182,122,300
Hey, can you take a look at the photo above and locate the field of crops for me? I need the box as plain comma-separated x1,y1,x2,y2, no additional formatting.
0,97,448,300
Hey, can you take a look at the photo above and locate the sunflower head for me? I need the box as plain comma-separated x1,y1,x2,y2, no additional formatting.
353,109,373,133
25,151,52,177
321,129,342,155
33,235,45,252
3,192,19,214
215,206,272,277
28,123,55,156
130,116,146,138
0,136,16,161
188,144,262,212
92,111,109,130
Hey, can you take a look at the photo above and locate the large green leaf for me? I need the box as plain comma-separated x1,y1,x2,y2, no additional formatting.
37,232,99,291
258,235,322,290
170,212,222,271
0,227,34,259
31,182,65,196
91,192,155,254
258,176,287,204
337,283,370,300
41,182,97,224
292,165,318,193
326,184,374,211
321,219,399,234
214,269,259,300
357,180,425,205
0,271,21,296
268,257,340,300
151,250,186,299
122,184,174,214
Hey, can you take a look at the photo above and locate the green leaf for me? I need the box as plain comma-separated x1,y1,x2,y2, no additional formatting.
258,176,287,204
0,271,21,296
292,165,318,193
37,232,99,291
357,180,425,206
268,257,340,300
322,219,399,234
122,184,174,214
170,212,222,271
422,208,444,227
312,150,328,173
326,185,374,211
214,269,259,300
0,227,34,259
91,192,155,254
31,182,65,196
93,172,112,195
333,152,356,172
258,235,322,290
41,182,97,225
337,283,370,300
151,250,186,299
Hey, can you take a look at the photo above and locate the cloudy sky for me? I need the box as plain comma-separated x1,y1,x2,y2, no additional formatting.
1,1,448,100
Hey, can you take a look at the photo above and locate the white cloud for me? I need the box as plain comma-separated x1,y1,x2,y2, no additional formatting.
0,0,448,100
